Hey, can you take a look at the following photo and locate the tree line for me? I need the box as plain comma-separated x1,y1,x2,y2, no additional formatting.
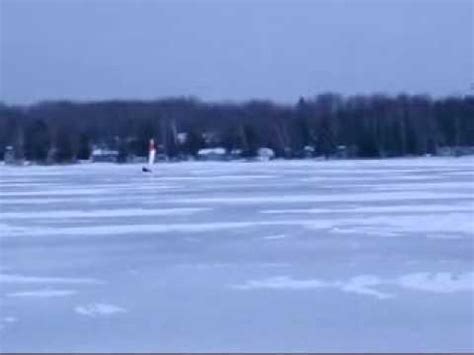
0,93,473,163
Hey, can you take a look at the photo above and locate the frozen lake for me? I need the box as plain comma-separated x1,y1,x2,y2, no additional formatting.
1,157,473,351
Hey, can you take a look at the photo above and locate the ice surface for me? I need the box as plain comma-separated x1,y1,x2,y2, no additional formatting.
1,207,212,219
6,289,77,298
231,272,474,297
0,273,103,284
74,303,126,317
0,157,473,351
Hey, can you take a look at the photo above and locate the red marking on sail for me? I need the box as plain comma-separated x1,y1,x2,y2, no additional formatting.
149,139,156,152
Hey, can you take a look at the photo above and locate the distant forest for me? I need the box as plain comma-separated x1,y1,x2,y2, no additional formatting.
1,93,473,163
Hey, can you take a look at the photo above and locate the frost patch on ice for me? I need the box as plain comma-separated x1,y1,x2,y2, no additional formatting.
7,289,77,298
425,234,464,240
329,227,354,234
232,272,474,299
340,275,392,299
231,275,392,299
261,209,330,214
2,317,18,323
232,276,331,290
370,182,474,192
1,207,212,219
177,262,236,269
148,174,278,181
263,234,287,240
0,224,31,236
0,273,103,285
1,184,189,196
3,190,470,207
3,220,334,238
324,213,473,236
397,272,474,293
184,237,201,242
177,262,290,269
353,214,474,235
330,226,401,237
168,191,468,205
5,212,472,238
0,316,18,330
0,188,113,196
74,303,126,317
261,203,474,215
259,262,291,268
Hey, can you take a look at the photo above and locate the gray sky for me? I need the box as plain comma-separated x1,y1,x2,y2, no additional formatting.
0,0,472,104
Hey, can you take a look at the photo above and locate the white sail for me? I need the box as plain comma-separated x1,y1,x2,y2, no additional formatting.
148,149,156,166
148,139,156,166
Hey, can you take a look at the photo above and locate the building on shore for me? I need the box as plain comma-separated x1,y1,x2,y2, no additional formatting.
256,147,275,161
197,147,227,161
91,148,119,163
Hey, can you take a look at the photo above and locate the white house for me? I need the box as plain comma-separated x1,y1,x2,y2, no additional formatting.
197,147,227,161
91,148,119,163
256,147,275,161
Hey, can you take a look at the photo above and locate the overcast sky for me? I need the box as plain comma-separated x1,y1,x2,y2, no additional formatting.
0,0,472,105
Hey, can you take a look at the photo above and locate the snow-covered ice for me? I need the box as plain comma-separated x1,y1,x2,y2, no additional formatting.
74,303,127,317
0,157,473,351
6,289,78,298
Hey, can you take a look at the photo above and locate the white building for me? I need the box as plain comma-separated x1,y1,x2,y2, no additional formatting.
197,147,227,161
256,147,275,161
91,148,119,163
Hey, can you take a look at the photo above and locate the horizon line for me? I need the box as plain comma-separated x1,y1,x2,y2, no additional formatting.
2,90,473,108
